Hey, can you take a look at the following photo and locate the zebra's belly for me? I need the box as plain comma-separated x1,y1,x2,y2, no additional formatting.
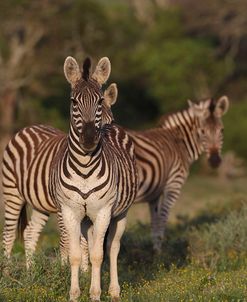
135,173,165,203
24,190,57,214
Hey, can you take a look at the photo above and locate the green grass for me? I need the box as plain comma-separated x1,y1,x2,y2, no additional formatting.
0,175,247,301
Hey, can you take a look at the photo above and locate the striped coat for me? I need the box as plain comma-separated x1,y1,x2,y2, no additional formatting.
128,96,229,252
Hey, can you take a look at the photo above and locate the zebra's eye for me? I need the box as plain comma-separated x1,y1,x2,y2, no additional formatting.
71,98,77,106
98,98,104,105
201,129,205,135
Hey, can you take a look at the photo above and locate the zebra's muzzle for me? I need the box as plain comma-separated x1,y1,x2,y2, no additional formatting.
208,151,222,168
80,121,99,152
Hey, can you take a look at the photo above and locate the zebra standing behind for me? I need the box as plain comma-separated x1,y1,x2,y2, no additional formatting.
2,56,138,302
128,96,229,252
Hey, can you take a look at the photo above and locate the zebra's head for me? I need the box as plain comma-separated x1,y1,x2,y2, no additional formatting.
64,56,117,152
188,96,229,168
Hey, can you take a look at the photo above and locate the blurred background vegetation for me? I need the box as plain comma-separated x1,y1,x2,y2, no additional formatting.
1,2,247,300
0,0,247,159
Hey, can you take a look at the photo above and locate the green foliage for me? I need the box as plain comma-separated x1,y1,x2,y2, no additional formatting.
188,204,247,269
132,9,232,112
0,0,246,158
1,203,247,301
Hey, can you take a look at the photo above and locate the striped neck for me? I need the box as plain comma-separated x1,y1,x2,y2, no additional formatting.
160,107,204,164
67,123,101,166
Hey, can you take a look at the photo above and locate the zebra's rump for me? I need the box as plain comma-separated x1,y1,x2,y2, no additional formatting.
2,124,66,213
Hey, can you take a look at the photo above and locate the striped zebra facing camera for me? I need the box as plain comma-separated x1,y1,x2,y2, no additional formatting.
2,56,138,302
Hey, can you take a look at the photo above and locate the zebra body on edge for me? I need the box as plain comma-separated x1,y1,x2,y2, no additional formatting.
128,96,229,252
2,84,116,267
2,57,138,302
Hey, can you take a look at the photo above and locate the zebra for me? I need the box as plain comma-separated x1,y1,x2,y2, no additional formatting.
127,96,229,253
2,81,116,269
2,56,138,302
9,91,230,266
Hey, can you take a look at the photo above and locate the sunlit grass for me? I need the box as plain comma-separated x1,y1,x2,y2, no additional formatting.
0,176,247,301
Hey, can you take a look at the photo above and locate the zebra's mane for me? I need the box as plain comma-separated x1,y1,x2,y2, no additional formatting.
82,57,91,81
158,99,212,130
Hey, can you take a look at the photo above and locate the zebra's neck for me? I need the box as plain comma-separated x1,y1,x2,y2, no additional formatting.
160,107,203,164
67,124,100,168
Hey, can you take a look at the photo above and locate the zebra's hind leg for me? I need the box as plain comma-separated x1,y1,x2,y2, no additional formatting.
3,188,26,260
23,209,49,269
81,217,93,273
151,185,182,253
149,196,164,254
80,234,89,273
57,210,69,266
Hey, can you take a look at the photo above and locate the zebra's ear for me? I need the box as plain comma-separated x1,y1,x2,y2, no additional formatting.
92,57,111,85
214,96,229,117
104,83,118,107
187,99,193,107
64,56,81,87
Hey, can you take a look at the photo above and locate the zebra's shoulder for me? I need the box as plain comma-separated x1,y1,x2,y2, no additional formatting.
102,123,135,154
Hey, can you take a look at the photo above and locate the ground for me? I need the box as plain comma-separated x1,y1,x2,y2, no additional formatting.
0,174,247,301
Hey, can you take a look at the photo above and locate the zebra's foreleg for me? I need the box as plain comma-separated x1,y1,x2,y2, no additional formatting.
62,206,84,302
89,208,111,301
106,214,127,302
23,209,49,269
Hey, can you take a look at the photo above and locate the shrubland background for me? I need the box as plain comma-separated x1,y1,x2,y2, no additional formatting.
0,0,247,301
0,0,247,155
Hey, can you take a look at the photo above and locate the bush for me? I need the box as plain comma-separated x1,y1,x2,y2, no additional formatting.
188,203,247,268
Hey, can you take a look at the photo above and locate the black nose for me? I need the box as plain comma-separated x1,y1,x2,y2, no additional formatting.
83,122,96,138
80,122,98,151
208,152,222,168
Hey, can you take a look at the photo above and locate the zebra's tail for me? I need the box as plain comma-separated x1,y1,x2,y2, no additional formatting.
18,204,28,241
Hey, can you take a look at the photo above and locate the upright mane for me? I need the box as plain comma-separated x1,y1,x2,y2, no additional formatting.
157,106,194,130
82,57,91,81
157,99,214,130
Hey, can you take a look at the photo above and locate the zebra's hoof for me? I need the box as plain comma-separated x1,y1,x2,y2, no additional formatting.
111,297,120,302
69,288,80,302
69,297,79,302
